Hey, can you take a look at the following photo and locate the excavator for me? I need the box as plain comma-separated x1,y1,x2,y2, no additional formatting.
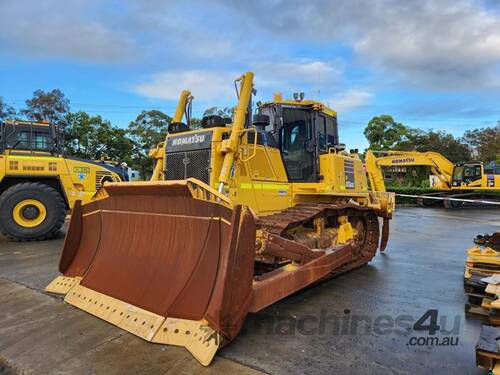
365,150,500,208
46,72,395,365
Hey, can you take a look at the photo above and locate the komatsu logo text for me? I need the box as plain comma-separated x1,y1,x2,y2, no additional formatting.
167,131,212,152
171,134,206,146
391,158,415,164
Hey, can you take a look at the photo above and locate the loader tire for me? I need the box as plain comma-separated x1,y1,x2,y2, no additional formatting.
0,182,67,241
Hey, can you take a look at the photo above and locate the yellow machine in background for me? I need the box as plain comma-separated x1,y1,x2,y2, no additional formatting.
47,72,394,365
365,150,500,208
0,120,127,241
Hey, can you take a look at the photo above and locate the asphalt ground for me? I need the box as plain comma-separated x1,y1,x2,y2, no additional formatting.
0,207,499,374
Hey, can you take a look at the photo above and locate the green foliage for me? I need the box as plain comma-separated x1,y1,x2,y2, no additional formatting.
365,115,472,163
364,114,474,187
203,106,234,118
64,111,133,163
403,166,431,187
128,110,172,179
21,89,69,125
363,115,410,151
402,128,471,163
190,117,202,129
0,97,16,120
462,123,500,163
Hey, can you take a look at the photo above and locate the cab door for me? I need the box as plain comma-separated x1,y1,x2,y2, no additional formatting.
279,108,318,182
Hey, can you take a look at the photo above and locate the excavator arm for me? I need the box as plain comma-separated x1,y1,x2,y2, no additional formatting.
365,150,455,192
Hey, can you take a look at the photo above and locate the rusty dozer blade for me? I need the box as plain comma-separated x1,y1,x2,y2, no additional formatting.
46,180,256,366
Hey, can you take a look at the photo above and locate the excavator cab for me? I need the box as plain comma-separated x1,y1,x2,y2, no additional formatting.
452,162,483,187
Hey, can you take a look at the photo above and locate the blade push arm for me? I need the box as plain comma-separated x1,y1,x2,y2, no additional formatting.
172,90,192,123
150,90,192,181
218,71,254,193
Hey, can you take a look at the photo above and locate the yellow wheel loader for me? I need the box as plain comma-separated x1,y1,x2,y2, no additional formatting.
0,120,127,241
365,150,500,208
46,72,395,365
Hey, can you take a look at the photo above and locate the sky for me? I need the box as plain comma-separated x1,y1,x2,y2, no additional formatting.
0,0,499,150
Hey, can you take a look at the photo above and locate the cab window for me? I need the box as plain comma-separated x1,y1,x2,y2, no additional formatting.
3,125,52,151
464,165,481,179
461,164,482,184
280,108,315,181
317,116,327,152
453,166,463,181
326,116,338,146
33,132,50,150
317,114,338,152
15,131,30,148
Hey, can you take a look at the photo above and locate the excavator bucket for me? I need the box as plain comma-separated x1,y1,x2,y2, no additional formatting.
46,180,256,365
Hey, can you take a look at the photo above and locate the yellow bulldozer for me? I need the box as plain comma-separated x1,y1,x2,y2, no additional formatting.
0,120,127,241
46,72,395,365
365,150,500,208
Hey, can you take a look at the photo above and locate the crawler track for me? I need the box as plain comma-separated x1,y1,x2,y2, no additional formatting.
256,203,381,277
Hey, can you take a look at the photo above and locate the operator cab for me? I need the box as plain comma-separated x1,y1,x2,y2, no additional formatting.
452,162,483,187
0,120,60,155
256,93,338,182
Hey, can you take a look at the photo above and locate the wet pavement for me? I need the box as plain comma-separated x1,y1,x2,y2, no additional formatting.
0,207,499,374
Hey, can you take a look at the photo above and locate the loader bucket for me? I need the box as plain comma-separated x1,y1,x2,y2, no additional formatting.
46,180,256,365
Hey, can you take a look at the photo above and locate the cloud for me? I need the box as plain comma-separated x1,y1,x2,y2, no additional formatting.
329,89,373,113
134,70,237,101
217,0,500,90
0,0,134,63
352,1,500,89
254,60,342,91
134,60,344,103
3,0,500,92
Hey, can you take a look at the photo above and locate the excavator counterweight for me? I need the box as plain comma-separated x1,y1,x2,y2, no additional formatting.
47,72,395,365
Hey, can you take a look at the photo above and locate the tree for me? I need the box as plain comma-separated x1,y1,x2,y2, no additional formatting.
364,115,471,162
0,97,16,120
404,129,471,163
364,116,472,187
190,117,202,129
128,110,171,179
462,123,500,163
21,89,70,125
203,106,234,118
364,115,410,151
64,111,133,163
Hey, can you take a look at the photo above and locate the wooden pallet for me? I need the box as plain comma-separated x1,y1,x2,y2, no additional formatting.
476,325,500,371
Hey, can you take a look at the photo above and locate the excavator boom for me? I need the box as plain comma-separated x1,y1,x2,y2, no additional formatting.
365,150,455,191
